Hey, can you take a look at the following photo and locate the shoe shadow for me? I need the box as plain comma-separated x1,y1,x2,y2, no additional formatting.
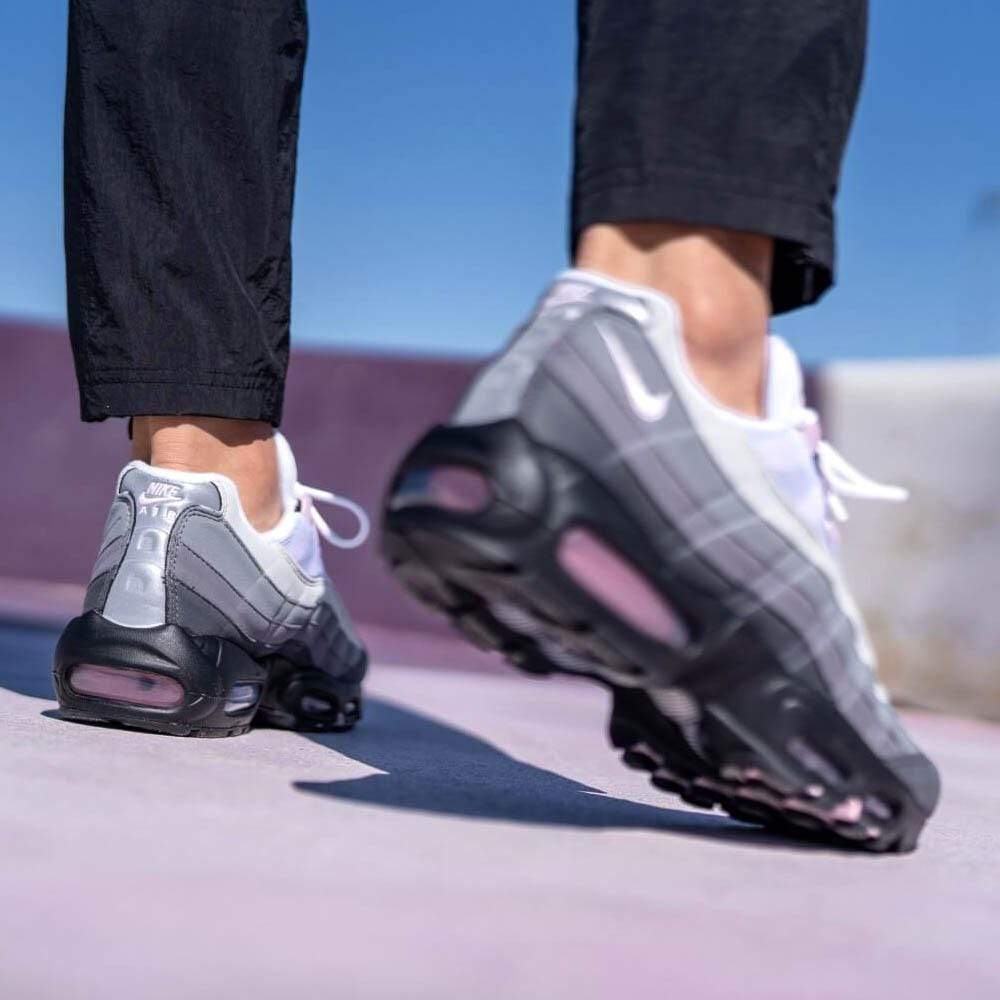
0,622,815,850
294,696,806,849
0,623,59,700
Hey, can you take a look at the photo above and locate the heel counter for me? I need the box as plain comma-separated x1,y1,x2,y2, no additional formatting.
453,304,590,426
100,468,222,628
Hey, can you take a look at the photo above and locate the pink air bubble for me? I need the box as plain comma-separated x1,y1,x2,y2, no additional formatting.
68,664,185,708
556,527,689,647
397,466,492,513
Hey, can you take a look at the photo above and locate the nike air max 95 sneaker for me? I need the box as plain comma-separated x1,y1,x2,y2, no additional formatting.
54,434,368,737
383,269,940,851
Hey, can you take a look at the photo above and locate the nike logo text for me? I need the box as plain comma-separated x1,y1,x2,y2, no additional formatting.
597,325,671,422
137,481,185,508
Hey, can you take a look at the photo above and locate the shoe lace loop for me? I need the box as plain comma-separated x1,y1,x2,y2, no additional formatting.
791,408,908,523
294,482,371,550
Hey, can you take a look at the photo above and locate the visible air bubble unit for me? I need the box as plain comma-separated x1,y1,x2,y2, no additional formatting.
556,527,689,646
224,683,261,714
391,466,492,513
68,664,185,708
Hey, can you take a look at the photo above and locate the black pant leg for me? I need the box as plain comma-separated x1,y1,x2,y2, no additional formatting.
65,0,308,424
573,0,868,314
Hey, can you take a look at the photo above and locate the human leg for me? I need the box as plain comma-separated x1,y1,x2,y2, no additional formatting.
57,1,367,737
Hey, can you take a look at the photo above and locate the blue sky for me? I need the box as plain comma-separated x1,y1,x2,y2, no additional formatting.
2,3,998,362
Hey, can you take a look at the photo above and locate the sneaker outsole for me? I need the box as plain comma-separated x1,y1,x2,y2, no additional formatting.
256,659,363,733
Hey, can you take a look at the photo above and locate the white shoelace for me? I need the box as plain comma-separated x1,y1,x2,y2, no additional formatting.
294,483,371,550
792,409,905,705
793,408,909,523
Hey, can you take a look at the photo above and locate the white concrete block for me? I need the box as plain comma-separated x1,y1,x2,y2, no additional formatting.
822,357,1000,719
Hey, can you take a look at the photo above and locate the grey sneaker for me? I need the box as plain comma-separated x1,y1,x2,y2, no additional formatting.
54,434,368,737
383,269,940,851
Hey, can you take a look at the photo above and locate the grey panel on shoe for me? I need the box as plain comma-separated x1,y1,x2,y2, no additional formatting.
168,551,361,678
516,350,823,687
90,540,126,584
169,579,248,646
285,594,367,684
520,370,739,602
320,578,364,650
165,510,361,677
172,514,288,614
89,499,132,581
169,514,292,645
506,307,915,761
82,571,113,615
83,498,134,614
454,306,576,425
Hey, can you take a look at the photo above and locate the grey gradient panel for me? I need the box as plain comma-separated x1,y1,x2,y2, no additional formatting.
454,304,585,425
170,546,272,643
519,372,742,603
320,578,364,650
83,498,133,614
88,499,132,581
517,353,824,689
291,596,367,683
170,515,300,644
82,572,113,615
169,582,247,646
172,515,289,614
506,306,915,761
167,511,363,678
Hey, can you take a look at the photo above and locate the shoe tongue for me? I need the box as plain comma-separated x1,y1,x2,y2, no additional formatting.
764,335,807,421
273,432,299,511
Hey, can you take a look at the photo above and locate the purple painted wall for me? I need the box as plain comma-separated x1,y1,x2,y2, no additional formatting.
0,319,480,635
1,318,823,637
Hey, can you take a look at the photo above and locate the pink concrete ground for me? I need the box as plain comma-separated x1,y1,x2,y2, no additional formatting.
1,620,998,999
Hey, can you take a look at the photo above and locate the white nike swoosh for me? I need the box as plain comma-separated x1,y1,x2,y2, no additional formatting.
597,325,671,422
136,493,184,506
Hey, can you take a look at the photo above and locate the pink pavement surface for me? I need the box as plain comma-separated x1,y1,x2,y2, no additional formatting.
1,618,999,999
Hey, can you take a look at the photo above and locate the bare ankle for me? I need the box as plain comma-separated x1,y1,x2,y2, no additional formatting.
575,222,773,417
132,417,283,532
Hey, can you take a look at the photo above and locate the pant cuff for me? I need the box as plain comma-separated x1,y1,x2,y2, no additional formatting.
572,168,835,315
78,376,284,426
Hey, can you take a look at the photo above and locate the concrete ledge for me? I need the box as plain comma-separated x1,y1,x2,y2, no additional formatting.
822,357,1000,721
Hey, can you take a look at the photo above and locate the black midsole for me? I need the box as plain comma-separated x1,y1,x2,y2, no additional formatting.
54,611,269,734
54,611,364,737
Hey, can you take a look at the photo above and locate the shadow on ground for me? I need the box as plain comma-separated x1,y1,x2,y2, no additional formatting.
295,698,771,840
0,624,59,699
0,623,812,849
